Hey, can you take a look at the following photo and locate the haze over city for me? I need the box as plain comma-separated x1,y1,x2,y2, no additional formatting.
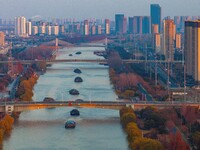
0,0,200,19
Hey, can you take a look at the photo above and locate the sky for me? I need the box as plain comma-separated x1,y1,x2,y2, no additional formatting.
0,0,200,20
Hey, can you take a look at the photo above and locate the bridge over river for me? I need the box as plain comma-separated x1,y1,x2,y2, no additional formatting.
0,59,183,65
1,100,199,114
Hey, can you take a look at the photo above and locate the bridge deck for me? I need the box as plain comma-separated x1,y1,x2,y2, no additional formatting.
0,101,199,114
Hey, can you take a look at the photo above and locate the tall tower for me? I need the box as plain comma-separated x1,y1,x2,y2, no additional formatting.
162,19,175,61
123,17,127,34
175,33,181,49
142,16,151,34
185,20,200,82
15,16,27,37
115,14,124,34
105,19,110,35
150,4,161,33
26,21,32,36
135,16,143,34
0,31,5,46
128,17,134,34
83,20,89,35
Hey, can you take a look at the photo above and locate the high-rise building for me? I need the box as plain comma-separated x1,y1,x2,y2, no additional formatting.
15,16,27,37
96,25,102,35
162,19,175,61
154,33,161,53
51,26,59,35
91,25,96,35
128,17,134,34
39,26,46,34
180,16,191,33
26,21,32,36
174,16,181,32
150,4,161,32
185,20,200,82
59,25,65,35
135,16,143,34
129,16,150,34
123,17,127,34
115,14,124,34
32,26,38,35
152,24,159,34
105,19,110,35
142,16,151,34
0,31,5,46
46,26,51,35
83,20,89,35
152,24,159,52
175,33,181,49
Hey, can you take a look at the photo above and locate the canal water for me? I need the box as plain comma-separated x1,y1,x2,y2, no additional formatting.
3,46,129,150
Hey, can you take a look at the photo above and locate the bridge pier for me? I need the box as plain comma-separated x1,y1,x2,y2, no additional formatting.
126,104,134,109
5,105,14,114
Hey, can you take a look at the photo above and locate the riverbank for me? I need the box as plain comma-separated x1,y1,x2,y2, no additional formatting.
107,46,167,101
119,107,164,150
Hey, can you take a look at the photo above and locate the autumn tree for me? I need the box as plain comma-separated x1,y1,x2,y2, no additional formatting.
120,107,134,117
130,137,164,150
0,128,3,145
126,122,142,142
0,114,14,136
168,131,190,150
120,112,136,128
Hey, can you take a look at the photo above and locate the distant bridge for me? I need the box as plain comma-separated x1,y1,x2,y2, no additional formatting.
0,100,199,114
0,59,184,65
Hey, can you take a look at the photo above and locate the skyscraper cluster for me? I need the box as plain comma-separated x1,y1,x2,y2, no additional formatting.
14,16,62,36
14,17,111,37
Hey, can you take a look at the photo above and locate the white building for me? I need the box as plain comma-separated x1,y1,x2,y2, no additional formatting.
51,26,59,35
39,26,46,34
32,26,38,35
26,21,32,36
15,16,27,37
105,19,110,35
46,26,52,35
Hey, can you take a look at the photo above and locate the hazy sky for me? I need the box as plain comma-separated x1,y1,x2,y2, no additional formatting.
0,0,200,20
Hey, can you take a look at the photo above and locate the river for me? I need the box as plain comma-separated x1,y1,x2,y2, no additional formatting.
3,46,129,150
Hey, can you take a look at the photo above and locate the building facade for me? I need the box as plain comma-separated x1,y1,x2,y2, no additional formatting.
83,20,89,35
185,20,200,81
105,19,110,35
162,19,175,61
175,33,182,49
150,4,161,33
0,31,5,46
15,16,27,37
115,14,124,34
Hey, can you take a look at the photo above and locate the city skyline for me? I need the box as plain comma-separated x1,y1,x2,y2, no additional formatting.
0,0,200,20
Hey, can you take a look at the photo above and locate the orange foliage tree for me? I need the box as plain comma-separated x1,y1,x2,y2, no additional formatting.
130,137,164,150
